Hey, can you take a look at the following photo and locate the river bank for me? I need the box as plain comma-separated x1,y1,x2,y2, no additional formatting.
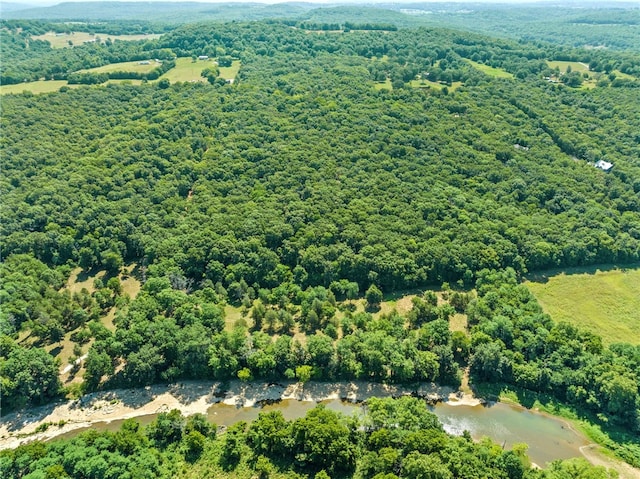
2,380,637,478
0,380,461,450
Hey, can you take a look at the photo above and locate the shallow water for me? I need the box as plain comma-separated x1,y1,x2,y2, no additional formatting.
50,398,588,466
431,402,589,465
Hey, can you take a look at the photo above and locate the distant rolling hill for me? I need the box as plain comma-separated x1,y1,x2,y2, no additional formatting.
0,1,315,21
1,2,38,14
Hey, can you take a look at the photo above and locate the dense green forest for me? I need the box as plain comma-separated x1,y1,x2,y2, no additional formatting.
1,8,639,476
0,398,622,478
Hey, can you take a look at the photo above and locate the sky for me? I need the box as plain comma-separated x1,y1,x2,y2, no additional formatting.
8,0,640,6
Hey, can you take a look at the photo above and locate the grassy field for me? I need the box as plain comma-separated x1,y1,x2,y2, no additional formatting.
547,60,590,73
219,60,241,81
106,79,144,86
526,266,640,345
79,60,160,74
159,57,212,83
0,80,76,95
159,57,241,84
466,60,514,79
34,32,161,48
612,70,636,81
374,78,393,90
410,79,463,91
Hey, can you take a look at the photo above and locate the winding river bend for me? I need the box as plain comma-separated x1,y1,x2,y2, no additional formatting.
53,398,588,466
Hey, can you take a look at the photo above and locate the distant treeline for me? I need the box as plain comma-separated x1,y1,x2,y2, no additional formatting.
279,19,398,31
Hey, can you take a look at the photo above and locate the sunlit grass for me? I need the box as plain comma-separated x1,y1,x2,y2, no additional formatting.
159,57,211,83
410,79,463,91
34,31,161,48
526,266,640,345
0,80,75,95
374,78,392,90
79,60,160,74
466,60,514,79
547,60,590,73
219,60,241,81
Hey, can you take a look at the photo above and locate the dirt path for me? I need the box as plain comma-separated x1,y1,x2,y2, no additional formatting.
580,444,640,479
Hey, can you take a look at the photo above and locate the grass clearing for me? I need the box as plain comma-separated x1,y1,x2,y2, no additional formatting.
0,80,76,95
65,267,105,295
224,304,246,331
79,60,160,74
466,60,514,79
526,266,640,345
106,79,144,86
374,78,392,90
612,70,636,81
219,60,241,82
410,79,463,91
547,60,590,73
34,32,161,48
159,57,211,83
450,313,468,332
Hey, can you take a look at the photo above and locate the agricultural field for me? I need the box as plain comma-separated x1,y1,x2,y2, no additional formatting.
0,80,75,95
78,60,162,74
546,60,590,73
219,60,241,82
158,57,213,83
34,31,161,48
410,79,463,91
0,79,148,95
526,266,640,345
373,78,392,90
466,59,514,79
158,57,240,83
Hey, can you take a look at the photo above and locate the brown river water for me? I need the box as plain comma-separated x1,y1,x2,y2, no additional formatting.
53,398,588,466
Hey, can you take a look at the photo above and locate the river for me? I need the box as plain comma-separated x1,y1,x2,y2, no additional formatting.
53,398,588,466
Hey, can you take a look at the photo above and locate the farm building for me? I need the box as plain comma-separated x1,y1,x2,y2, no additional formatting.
595,160,613,172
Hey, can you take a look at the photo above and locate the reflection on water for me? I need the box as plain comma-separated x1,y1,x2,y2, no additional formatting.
206,399,361,426
431,402,589,466
50,398,588,466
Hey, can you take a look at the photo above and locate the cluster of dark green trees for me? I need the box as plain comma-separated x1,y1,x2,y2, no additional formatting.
80,277,463,390
67,60,176,84
0,398,620,479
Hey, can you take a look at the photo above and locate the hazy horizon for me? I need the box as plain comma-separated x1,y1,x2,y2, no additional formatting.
7,0,640,6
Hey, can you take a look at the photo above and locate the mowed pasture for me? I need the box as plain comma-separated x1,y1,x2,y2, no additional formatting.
466,59,514,79
219,60,241,82
79,60,161,74
0,80,77,95
34,31,161,48
0,79,143,95
159,58,241,83
410,79,463,91
547,60,590,73
374,78,392,90
526,266,640,345
159,57,213,83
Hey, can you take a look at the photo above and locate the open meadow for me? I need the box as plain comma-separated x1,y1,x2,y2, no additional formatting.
219,60,241,81
526,266,640,345
34,31,161,48
79,60,161,74
466,59,514,79
547,60,590,73
0,80,72,95
159,57,212,83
